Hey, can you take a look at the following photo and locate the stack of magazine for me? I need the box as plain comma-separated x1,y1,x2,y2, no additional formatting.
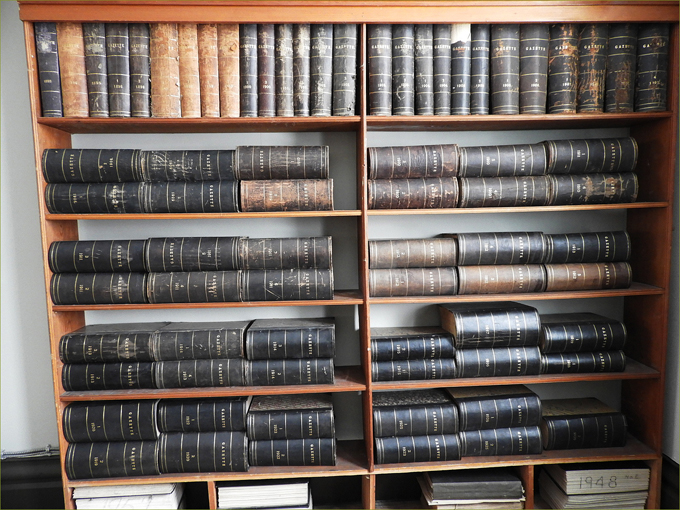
217,480,312,510
73,483,184,509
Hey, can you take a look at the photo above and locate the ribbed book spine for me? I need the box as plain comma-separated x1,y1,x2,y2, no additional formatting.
239,179,333,212
451,24,472,115
368,144,459,180
490,24,520,114
42,148,145,183
62,362,155,391
144,181,239,213
519,24,549,114
217,24,240,117
246,359,335,385
457,264,547,294
65,441,159,479
548,23,579,113
433,24,452,115
368,24,393,115
548,173,639,205
368,178,459,209
455,346,542,377
368,238,458,268
239,236,332,270
198,24,220,117
247,410,335,439
332,23,358,116
414,24,434,115
144,236,240,272
257,23,276,117
246,325,335,359
154,359,245,387
470,24,490,115
604,23,637,113
146,271,241,303
368,267,458,297
241,269,334,301
544,231,631,263
371,359,457,381
540,315,627,353
293,23,311,116
129,23,151,117
157,398,249,432
45,182,146,213
150,23,181,117
542,413,627,449
371,336,455,361
59,329,155,363
577,23,608,112
373,405,458,437
458,176,552,207
457,143,548,177
249,438,336,466
456,395,542,430
275,24,295,117
635,23,670,111
50,272,148,305
239,24,258,117
82,23,109,117
310,24,333,116
56,22,89,117
49,239,147,273
541,351,626,373
34,22,63,117
374,434,461,464
178,23,201,118
159,431,248,472
545,137,638,174
459,426,543,456
234,145,329,180
105,23,130,117
456,231,546,266
154,326,244,360
63,401,158,442
392,24,415,116
544,262,633,291
144,149,236,182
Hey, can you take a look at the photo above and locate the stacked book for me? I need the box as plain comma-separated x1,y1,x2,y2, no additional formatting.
247,394,336,466
218,480,313,510
73,483,185,509
42,146,333,214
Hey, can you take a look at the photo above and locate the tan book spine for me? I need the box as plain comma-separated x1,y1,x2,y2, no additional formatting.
150,23,181,118
56,22,89,117
198,24,220,117
369,267,458,297
178,23,201,118
240,179,334,212
368,238,458,268
544,262,632,291
217,24,240,117
457,264,547,294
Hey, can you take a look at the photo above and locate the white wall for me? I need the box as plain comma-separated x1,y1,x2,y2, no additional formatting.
1,0,678,462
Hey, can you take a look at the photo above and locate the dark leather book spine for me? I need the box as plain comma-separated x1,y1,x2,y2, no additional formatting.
249,438,336,466
159,431,248,472
48,239,147,273
157,398,249,432
247,409,335,440
235,145,329,180
59,331,155,363
392,24,415,116
542,413,628,449
368,24,393,116
239,24,258,117
217,24,240,117
577,23,608,112
154,327,244,360
198,24,220,117
544,231,631,264
548,173,639,205
42,148,145,183
63,400,158,442
374,434,461,464
546,137,638,174
246,358,335,385
332,23,358,116
293,23,311,116
178,23,201,118
56,22,89,117
547,23,579,113
635,23,670,111
455,346,542,377
540,318,627,353
65,441,159,480
458,143,548,177
257,23,276,117
61,362,155,391
144,237,240,272
451,24,472,115
34,22,63,117
519,24,549,114
155,359,245,387
144,182,239,213
239,179,334,212
310,24,333,116
373,405,458,437
150,23,181,118
541,351,626,374
368,267,458,297
246,325,335,359
129,23,151,117
490,24,520,114
470,24,490,115
368,238,458,269
50,272,148,305
371,359,456,381
105,23,131,117
368,178,459,209
241,268,334,301
457,264,547,294
457,395,543,431
239,236,332,270
82,23,109,117
371,336,455,361
544,262,632,291
146,271,241,303
456,231,546,265
459,426,543,456
433,24,452,115
458,176,552,207
414,24,434,115
368,144,459,180
276,24,295,117
145,149,236,181
605,23,638,113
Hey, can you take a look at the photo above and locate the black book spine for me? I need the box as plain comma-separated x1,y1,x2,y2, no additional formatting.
158,431,248,472
370,336,455,361
490,24,520,114
154,327,244,360
456,231,546,265
458,176,552,207
433,24,452,115
61,362,155,391
63,400,158,442
414,24,434,115
455,346,542,377
82,23,109,117
458,143,548,178
293,23,311,116
234,145,329,180
34,22,63,117
146,271,241,303
544,231,631,263
157,398,249,432
519,24,549,114
144,237,241,272
541,351,627,373
542,413,628,449
239,24,258,117
456,395,542,431
371,359,456,381
246,358,335,385
374,434,461,464
451,24,472,115
105,23,130,117
577,23,608,112
257,23,276,117
143,181,239,213
445,306,542,348
392,24,415,116
65,441,159,480
241,268,334,301
372,404,458,437
369,267,458,297
635,23,670,111
459,426,543,456
548,173,638,205
545,137,638,174
310,24,333,116
470,24,490,115
368,24,393,115
48,239,147,273
548,23,579,113
145,149,236,181
605,23,638,113
368,177,460,209
247,409,335,440
59,331,155,363
275,24,295,117
50,272,147,305
129,23,151,117
332,23,358,116
239,236,332,270
155,359,245,387
249,438,336,466
45,182,146,213
540,319,627,353
42,148,144,183
368,144,459,180
246,326,335,359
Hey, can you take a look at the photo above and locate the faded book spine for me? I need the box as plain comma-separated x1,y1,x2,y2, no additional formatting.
235,145,329,180
239,236,332,270
82,23,109,117
371,359,457,381
605,23,637,113
310,24,333,116
368,144,459,180
34,22,63,117
143,181,240,213
373,404,458,437
635,23,670,111
455,346,543,377
246,325,335,359
65,441,159,479
451,24,472,115
368,178,459,209
456,394,543,430
546,137,638,174
369,267,458,297
544,262,632,291
519,24,549,113
50,272,148,305
49,239,147,273
144,149,236,182
293,23,311,116
459,426,543,456
129,23,150,117
457,264,547,294
154,327,244,360
275,24,294,117
146,271,241,303
577,23,608,112
458,176,552,207
470,24,491,115
45,182,146,213
63,400,158,442
246,358,335,385
247,409,335,439
392,24,415,116
371,336,455,361
249,438,336,466
42,148,145,183
458,143,548,177
490,24,520,114
368,238,458,269
178,23,201,118
105,23,130,117
541,351,627,373
541,413,628,449
159,431,248,472
154,359,246,387
239,24,258,117
414,24,434,115
257,23,276,117
374,434,461,464
217,24,240,117
540,314,627,353
455,231,546,265
157,398,249,432
150,23,181,118
548,173,639,205
368,24,392,115
144,236,240,272
548,23,579,113
56,22,89,117
433,24,452,115
61,362,155,391
239,179,334,212
241,268,334,301
332,23,358,116
59,330,155,363
544,231,631,264
198,24,220,117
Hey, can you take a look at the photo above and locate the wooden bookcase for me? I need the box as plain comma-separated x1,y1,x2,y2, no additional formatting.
17,2,677,509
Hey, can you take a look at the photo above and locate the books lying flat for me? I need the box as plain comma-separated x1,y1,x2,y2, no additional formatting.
421,496,525,509
539,470,647,509
217,480,310,509
74,483,184,509
419,468,524,501
542,462,650,495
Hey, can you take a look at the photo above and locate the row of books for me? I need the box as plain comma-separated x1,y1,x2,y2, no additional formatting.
367,23,669,116
34,22,358,118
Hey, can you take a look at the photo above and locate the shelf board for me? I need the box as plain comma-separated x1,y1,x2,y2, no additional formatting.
367,202,669,216
46,210,362,220
371,359,659,391
60,366,366,401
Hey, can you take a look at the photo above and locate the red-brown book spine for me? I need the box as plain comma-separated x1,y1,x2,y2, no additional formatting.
217,24,240,117
544,262,632,291
56,22,89,117
178,23,201,118
198,24,220,117
150,23,181,118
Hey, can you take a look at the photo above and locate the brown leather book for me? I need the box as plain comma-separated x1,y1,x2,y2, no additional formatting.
240,179,334,212
368,238,458,268
150,23,181,117
198,24,220,117
368,178,459,209
457,264,547,294
544,262,632,291
178,23,201,118
56,22,89,117
217,24,240,117
369,267,458,297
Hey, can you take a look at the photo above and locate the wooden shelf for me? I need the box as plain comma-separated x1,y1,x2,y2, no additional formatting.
46,210,362,220
367,203,669,216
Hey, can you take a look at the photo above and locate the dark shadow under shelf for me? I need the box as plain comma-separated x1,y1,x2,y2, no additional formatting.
367,202,669,216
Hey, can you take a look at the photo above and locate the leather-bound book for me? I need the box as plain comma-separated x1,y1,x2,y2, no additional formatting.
34,22,63,117
368,267,458,297
455,346,542,377
456,264,547,294
293,23,311,116
50,272,147,305
414,24,434,115
490,24,520,114
144,237,241,272
129,23,150,117
158,431,248,472
246,359,335,385
48,239,147,273
310,24,333,116
42,148,145,183
368,144,459,179
249,437,336,466
372,359,457,381
146,271,242,303
577,23,608,112
541,351,626,374
153,321,248,360
368,24,393,115
368,177,459,209
458,143,548,177
604,23,637,113
332,23,358,116
247,393,334,439
470,23,491,115
154,359,246,387
238,236,333,270
548,23,579,113
544,261,632,291
150,23,181,118
433,24,452,115
372,389,457,436
234,145,329,180
392,24,415,116
178,23,201,118
239,24,258,117
257,23,276,117
246,318,335,359
544,231,631,264
56,22,89,117
61,362,155,391
157,396,251,432
368,238,458,268
275,24,294,117
458,176,552,207
451,24,472,115
540,312,627,353
459,426,543,456
82,23,109,117
240,179,334,212
519,24,549,114
144,149,236,182
144,181,239,213
545,136,638,174
105,23,130,117
370,328,455,361
45,182,146,214
548,173,639,205
217,24,240,117
65,441,159,479
198,24,220,117
63,400,159,442
453,231,546,265
635,23,670,111
374,434,460,464
241,268,334,301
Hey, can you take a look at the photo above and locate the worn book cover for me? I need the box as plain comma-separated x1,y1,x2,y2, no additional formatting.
246,318,335,359
422,468,524,501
